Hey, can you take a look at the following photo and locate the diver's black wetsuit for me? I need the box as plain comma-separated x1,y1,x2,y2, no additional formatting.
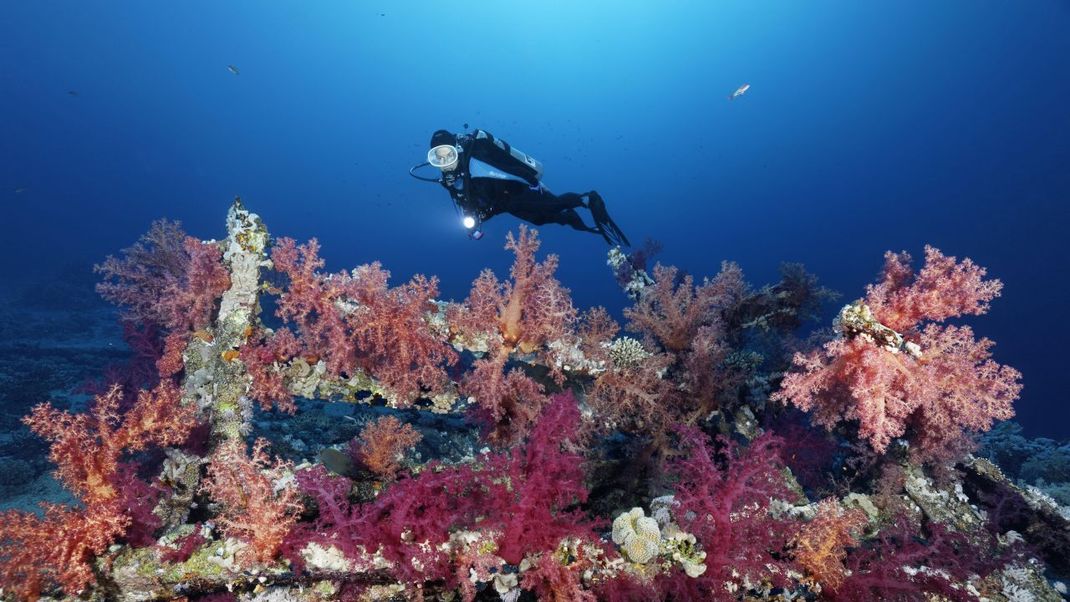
433,129,629,246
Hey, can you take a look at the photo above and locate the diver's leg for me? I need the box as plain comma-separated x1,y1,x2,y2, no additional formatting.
555,208,602,234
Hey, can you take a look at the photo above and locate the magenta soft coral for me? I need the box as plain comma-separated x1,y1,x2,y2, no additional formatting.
664,427,801,596
287,394,597,594
832,517,1004,601
774,247,1021,463
95,220,230,332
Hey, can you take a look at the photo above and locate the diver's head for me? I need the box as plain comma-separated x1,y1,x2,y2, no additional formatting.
428,130,459,172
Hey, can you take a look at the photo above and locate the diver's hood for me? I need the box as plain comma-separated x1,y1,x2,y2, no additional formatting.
428,144,459,169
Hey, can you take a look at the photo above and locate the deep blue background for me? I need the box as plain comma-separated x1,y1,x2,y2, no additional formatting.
2,2,1068,436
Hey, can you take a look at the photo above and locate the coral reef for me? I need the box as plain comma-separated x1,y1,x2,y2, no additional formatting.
0,201,1065,602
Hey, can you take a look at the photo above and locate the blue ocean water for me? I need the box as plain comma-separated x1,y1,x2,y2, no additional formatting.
1,1,1068,438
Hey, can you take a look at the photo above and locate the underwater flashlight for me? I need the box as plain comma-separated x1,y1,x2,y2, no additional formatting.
462,215,476,229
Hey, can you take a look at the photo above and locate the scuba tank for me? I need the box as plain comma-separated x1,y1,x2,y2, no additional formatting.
473,130,544,182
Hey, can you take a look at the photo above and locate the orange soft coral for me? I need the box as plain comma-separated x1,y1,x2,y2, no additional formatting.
23,381,195,505
201,438,302,566
792,499,868,589
624,261,745,354
1,382,195,598
352,415,423,480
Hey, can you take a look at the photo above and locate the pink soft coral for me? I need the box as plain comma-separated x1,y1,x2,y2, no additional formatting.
95,220,230,332
452,227,577,442
269,237,456,405
201,438,302,567
865,246,1003,332
774,247,1021,463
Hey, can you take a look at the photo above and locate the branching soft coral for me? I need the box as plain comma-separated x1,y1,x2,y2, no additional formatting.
350,415,422,480
774,247,1021,463
288,394,597,590
624,261,745,354
665,428,800,594
865,246,1002,332
0,382,196,598
23,382,195,505
791,499,867,589
201,438,302,567
95,220,230,332
451,226,577,359
833,517,1003,601
462,359,549,446
240,326,301,413
588,261,747,458
0,502,128,600
451,227,578,442
269,237,456,405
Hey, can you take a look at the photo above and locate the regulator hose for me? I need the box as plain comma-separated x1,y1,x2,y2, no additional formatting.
408,162,442,183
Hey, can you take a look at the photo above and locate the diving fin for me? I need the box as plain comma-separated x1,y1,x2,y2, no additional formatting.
587,192,630,247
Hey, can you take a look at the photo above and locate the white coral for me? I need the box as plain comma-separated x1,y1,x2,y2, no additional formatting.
612,507,661,563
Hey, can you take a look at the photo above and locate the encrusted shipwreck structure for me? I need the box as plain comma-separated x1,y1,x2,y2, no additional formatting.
1,200,1067,601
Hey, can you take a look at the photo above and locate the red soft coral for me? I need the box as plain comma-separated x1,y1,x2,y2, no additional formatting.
0,502,128,600
452,226,577,360
95,220,230,332
462,359,549,446
240,326,301,413
451,227,578,442
774,247,1021,463
201,438,302,567
521,553,598,602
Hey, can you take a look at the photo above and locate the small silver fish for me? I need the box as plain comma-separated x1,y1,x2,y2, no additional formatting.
729,83,750,101
227,64,240,75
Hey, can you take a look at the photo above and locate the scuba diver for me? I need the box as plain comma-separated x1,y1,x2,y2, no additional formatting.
410,128,630,246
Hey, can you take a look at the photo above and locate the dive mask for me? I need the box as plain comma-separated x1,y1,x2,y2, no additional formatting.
428,144,459,170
